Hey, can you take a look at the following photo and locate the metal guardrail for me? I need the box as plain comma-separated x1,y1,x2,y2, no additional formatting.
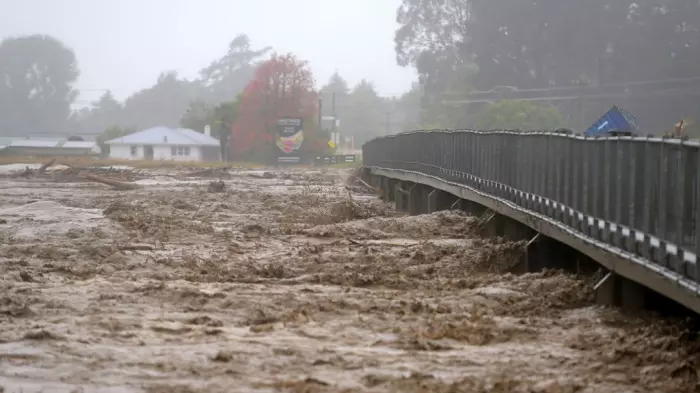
363,130,700,285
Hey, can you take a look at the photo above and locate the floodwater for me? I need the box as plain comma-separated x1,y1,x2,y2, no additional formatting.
0,166,697,393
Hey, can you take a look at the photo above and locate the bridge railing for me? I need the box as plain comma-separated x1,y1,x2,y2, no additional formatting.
363,130,700,285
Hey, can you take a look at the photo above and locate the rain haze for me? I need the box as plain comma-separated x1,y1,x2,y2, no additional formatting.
1,0,416,102
0,1,700,392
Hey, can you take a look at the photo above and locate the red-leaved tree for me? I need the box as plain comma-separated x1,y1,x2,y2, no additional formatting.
230,53,324,160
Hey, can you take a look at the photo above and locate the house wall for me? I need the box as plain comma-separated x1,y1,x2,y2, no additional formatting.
108,144,203,161
109,145,139,160
153,145,202,161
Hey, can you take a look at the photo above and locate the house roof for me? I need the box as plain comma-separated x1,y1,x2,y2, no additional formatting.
62,141,98,149
105,126,219,146
10,140,61,148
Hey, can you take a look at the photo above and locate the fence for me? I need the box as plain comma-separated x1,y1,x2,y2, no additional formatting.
363,130,700,284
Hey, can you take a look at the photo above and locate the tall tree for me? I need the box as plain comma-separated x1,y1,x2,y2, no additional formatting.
343,80,386,145
474,100,565,130
395,82,422,131
180,98,239,160
120,71,202,129
320,72,350,99
0,35,79,135
96,125,136,156
180,99,212,132
319,72,350,131
396,0,700,91
199,34,271,104
71,90,123,135
231,53,321,160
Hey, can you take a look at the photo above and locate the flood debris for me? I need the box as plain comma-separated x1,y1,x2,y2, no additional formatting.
0,166,696,393
184,166,233,178
4,163,147,183
207,180,226,193
84,173,140,190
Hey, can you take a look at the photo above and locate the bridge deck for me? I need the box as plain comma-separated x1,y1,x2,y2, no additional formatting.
363,130,700,314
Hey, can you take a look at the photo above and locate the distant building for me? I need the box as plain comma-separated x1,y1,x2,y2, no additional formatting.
105,126,220,162
0,138,100,157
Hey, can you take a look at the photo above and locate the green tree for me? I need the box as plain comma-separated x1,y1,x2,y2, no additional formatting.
121,71,202,129
395,82,422,131
318,72,350,131
0,35,79,135
199,35,270,104
71,90,123,135
97,125,135,156
343,80,386,145
180,99,212,132
180,99,238,137
474,100,566,131
180,99,239,160
395,0,700,90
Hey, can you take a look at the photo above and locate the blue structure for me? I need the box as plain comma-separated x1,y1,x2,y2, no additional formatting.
584,106,639,136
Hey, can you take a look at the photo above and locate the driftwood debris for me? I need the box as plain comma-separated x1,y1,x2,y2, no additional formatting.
37,159,56,174
84,173,140,190
185,166,232,178
119,244,154,251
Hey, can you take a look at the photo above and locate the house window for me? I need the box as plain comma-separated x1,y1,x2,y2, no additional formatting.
175,147,190,156
130,146,137,157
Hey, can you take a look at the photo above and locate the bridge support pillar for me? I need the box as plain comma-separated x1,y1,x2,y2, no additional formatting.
409,184,425,215
394,181,408,212
509,233,589,274
459,199,488,217
386,178,397,202
379,176,391,202
427,189,454,213
479,211,537,240
594,271,646,312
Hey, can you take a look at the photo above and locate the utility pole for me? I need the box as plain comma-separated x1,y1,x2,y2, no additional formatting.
385,111,391,135
331,92,337,134
330,92,337,147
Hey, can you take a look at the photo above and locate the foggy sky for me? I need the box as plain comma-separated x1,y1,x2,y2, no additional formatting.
0,0,417,104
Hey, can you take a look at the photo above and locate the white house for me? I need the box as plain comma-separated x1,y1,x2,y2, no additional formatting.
105,126,221,162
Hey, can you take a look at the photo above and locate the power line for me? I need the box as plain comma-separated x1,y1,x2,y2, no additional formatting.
443,86,700,105
440,75,700,98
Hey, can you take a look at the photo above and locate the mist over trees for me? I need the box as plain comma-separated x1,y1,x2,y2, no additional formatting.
0,35,79,135
1,1,698,145
395,0,700,131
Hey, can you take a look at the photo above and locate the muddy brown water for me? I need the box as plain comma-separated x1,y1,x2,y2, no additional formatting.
0,167,697,393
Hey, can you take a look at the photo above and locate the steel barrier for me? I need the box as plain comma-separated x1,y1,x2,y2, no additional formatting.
363,130,700,285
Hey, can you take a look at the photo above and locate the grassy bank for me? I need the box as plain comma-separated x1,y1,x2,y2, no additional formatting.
0,156,362,170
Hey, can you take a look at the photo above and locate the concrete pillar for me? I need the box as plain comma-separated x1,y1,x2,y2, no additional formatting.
421,186,432,214
409,184,423,215
479,211,501,238
594,272,618,307
428,189,456,213
387,179,397,202
394,181,407,212
460,199,488,217
509,234,575,273
620,278,646,311
593,271,646,311
380,177,390,202
509,234,541,274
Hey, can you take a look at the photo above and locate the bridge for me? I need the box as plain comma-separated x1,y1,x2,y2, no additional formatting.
361,130,700,314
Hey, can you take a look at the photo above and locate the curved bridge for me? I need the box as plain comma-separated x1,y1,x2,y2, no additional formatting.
362,130,700,314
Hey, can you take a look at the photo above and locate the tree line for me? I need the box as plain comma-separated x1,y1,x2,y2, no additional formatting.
0,33,418,152
394,0,700,133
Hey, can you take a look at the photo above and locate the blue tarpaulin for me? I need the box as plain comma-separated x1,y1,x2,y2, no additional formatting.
584,106,639,136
